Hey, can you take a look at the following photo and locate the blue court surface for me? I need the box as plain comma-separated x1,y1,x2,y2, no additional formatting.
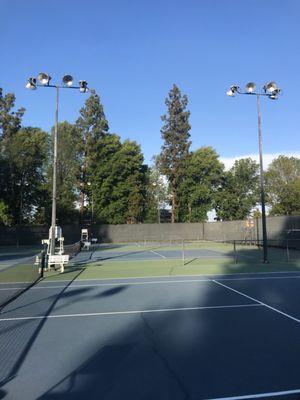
1,272,300,399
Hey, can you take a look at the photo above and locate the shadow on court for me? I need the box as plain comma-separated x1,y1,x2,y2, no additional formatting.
1,246,300,399
0,268,86,395
97,285,128,297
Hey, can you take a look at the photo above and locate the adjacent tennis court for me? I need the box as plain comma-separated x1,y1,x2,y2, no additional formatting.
1,243,300,399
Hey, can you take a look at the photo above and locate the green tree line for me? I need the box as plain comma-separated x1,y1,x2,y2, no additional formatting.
0,85,299,226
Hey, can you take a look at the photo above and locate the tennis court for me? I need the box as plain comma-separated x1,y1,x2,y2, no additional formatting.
1,241,300,399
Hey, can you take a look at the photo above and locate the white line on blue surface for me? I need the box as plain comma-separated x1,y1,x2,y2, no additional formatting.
205,387,300,399
2,273,300,291
150,250,167,258
213,280,300,324
0,303,262,321
1,269,300,286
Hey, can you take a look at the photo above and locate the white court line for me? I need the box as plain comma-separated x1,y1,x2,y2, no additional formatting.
219,275,300,282
213,280,300,325
3,273,300,291
0,278,210,291
150,250,167,259
0,303,262,322
2,268,300,286
205,387,300,399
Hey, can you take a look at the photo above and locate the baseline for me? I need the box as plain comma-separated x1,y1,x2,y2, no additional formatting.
0,303,262,322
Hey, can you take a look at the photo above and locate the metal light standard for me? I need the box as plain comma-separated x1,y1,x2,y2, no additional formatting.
26,73,89,256
226,82,281,263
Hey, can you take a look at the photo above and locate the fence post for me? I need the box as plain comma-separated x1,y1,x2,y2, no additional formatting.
182,239,185,266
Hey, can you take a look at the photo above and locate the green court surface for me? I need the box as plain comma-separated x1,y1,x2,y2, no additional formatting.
43,241,300,282
0,245,41,282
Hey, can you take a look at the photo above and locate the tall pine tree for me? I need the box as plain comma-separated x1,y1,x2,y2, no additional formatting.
158,84,191,222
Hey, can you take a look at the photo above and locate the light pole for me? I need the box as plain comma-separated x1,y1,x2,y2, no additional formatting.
26,73,89,255
226,81,281,263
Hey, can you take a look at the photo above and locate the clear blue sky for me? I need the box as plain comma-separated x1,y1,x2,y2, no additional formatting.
1,0,299,165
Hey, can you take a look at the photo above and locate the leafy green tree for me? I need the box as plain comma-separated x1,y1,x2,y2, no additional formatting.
76,93,110,215
92,140,148,224
144,166,169,223
86,133,122,222
3,127,49,224
178,147,224,222
47,122,81,224
265,156,300,215
158,84,191,222
0,88,25,141
0,200,12,226
214,158,259,221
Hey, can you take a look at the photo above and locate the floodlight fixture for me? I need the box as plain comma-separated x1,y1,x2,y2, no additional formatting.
245,82,256,93
226,85,239,97
62,74,73,87
264,81,278,94
226,88,234,97
269,91,279,100
26,77,37,90
38,72,51,85
79,80,88,93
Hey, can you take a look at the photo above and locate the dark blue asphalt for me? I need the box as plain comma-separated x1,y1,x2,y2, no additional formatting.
1,274,300,399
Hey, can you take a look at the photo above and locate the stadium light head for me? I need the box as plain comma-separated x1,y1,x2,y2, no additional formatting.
245,82,256,93
26,77,37,90
226,85,239,97
38,72,51,85
269,89,280,100
263,81,278,94
79,80,88,93
62,74,73,87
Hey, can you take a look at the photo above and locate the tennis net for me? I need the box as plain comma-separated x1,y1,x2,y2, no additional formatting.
64,240,82,258
182,239,300,265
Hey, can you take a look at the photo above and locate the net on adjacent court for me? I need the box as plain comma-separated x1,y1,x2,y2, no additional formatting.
182,239,300,265
182,240,236,265
64,240,82,258
0,246,42,309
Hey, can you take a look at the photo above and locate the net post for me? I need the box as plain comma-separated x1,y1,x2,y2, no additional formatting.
286,238,290,262
40,250,45,278
182,239,185,266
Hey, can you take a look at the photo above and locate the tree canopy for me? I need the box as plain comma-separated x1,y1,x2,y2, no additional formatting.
1,85,299,227
214,158,260,221
265,156,300,216
178,147,224,222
